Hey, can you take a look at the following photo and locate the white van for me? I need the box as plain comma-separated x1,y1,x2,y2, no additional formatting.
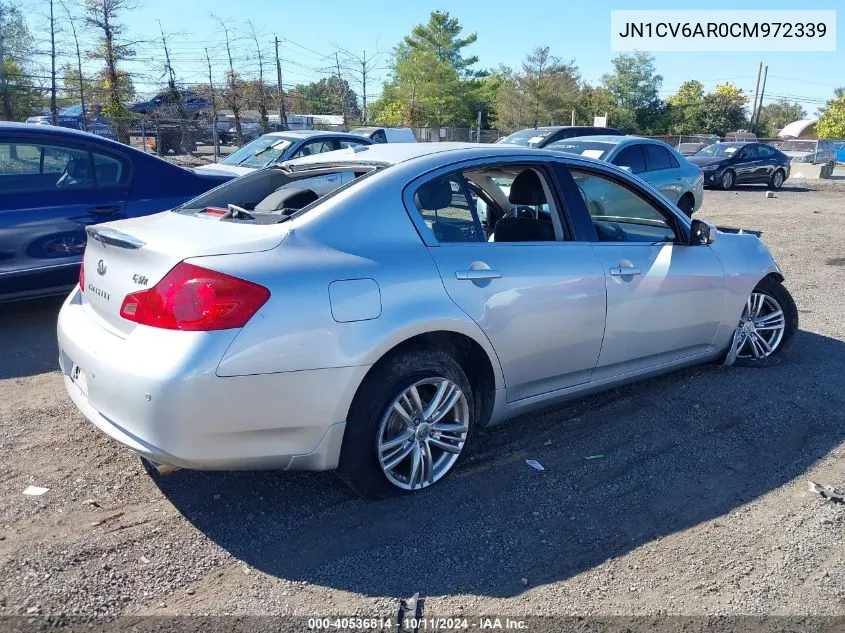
349,127,416,143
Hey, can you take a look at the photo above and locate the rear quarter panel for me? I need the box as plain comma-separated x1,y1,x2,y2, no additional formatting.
209,171,504,389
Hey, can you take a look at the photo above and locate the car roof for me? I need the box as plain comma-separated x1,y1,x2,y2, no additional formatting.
283,141,616,171
552,135,667,146
264,130,368,140
0,121,124,147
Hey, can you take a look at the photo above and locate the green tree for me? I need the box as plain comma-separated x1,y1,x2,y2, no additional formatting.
372,11,481,127
756,99,807,138
666,80,706,134
85,0,137,141
492,48,580,131
602,52,664,133
816,89,845,138
700,83,748,136
0,1,33,120
575,85,617,127
290,76,361,121
402,10,478,74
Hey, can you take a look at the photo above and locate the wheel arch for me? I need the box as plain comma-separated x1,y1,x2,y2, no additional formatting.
352,328,502,429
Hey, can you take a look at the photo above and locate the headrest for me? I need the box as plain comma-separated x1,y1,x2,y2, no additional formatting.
415,177,454,211
255,187,319,213
493,217,555,242
508,169,546,206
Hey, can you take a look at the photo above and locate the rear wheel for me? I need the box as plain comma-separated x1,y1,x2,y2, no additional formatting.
768,169,785,190
730,277,798,367
720,170,735,190
338,349,473,499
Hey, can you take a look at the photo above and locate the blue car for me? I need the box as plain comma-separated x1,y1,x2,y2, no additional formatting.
0,123,232,302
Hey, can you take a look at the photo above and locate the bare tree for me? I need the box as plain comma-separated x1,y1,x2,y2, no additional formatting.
247,20,268,131
60,0,86,129
212,14,242,145
46,0,59,124
84,0,137,143
334,45,380,124
158,20,190,154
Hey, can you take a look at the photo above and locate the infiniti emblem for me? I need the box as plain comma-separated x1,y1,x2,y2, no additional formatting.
96,259,107,276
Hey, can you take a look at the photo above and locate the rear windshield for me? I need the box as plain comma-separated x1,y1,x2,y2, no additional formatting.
496,129,554,147
545,140,615,159
177,164,379,224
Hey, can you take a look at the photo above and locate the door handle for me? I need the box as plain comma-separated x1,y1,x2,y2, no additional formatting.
609,266,641,276
88,205,121,215
456,269,502,280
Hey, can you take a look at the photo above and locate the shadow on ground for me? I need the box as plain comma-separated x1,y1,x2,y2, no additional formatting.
0,297,63,379
154,330,845,599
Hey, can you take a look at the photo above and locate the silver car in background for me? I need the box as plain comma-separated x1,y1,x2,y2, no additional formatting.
545,136,704,216
57,143,797,499
775,139,836,176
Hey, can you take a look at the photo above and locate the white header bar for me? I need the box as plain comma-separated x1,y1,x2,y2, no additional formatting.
611,10,836,52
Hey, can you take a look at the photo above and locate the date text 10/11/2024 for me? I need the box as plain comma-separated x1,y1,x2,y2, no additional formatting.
307,617,528,630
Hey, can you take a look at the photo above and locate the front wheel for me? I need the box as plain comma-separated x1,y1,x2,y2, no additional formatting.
338,349,474,499
768,169,785,190
720,170,735,190
730,277,798,367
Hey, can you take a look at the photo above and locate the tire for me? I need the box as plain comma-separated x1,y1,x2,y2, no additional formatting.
719,170,735,190
768,169,785,190
731,276,798,367
337,348,474,499
677,193,695,217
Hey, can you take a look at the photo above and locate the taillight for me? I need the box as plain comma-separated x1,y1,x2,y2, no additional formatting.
79,259,85,292
119,262,269,331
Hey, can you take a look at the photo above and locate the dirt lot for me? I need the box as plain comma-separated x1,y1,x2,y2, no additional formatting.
1,178,844,626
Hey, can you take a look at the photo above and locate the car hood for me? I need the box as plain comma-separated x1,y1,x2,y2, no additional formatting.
193,163,254,177
687,156,727,167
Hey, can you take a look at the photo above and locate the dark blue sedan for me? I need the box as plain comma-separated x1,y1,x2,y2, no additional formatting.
0,123,231,302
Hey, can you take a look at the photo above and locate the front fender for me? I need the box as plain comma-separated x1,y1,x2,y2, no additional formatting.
709,231,783,349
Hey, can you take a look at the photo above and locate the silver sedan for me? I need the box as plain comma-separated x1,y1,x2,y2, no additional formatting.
57,143,797,498
544,135,704,216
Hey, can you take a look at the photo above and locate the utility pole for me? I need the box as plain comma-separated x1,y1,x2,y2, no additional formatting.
361,49,367,124
49,0,58,125
275,36,287,130
755,65,768,128
750,61,763,127
205,47,219,161
61,1,86,130
571,108,575,126
335,52,347,130
476,109,482,142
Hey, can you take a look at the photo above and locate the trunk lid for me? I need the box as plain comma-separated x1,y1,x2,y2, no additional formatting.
81,211,290,335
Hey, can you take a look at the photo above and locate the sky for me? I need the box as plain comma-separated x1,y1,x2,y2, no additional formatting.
48,0,845,118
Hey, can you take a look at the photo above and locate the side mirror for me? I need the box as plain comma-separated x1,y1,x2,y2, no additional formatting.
690,219,717,245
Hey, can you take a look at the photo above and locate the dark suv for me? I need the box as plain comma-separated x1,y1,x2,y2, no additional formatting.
496,126,624,148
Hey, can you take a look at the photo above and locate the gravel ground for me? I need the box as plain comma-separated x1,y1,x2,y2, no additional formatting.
1,177,844,626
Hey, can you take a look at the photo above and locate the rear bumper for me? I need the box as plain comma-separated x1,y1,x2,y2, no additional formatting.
58,289,368,471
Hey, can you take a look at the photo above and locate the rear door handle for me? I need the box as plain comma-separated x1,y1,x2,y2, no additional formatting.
456,269,502,280
88,205,121,216
609,266,641,276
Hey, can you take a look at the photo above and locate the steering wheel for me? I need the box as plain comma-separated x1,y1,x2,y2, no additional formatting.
55,170,76,188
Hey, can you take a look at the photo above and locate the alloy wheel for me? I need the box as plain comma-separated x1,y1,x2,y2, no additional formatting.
376,377,470,491
773,171,784,189
735,292,786,360
722,171,733,189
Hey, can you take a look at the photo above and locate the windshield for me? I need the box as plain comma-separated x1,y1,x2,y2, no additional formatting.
59,105,83,117
496,129,553,147
546,140,615,160
777,140,817,152
694,143,745,158
221,135,294,168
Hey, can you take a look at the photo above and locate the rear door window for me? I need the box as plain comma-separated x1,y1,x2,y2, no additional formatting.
412,173,485,243
643,144,678,171
0,141,93,192
612,145,646,174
